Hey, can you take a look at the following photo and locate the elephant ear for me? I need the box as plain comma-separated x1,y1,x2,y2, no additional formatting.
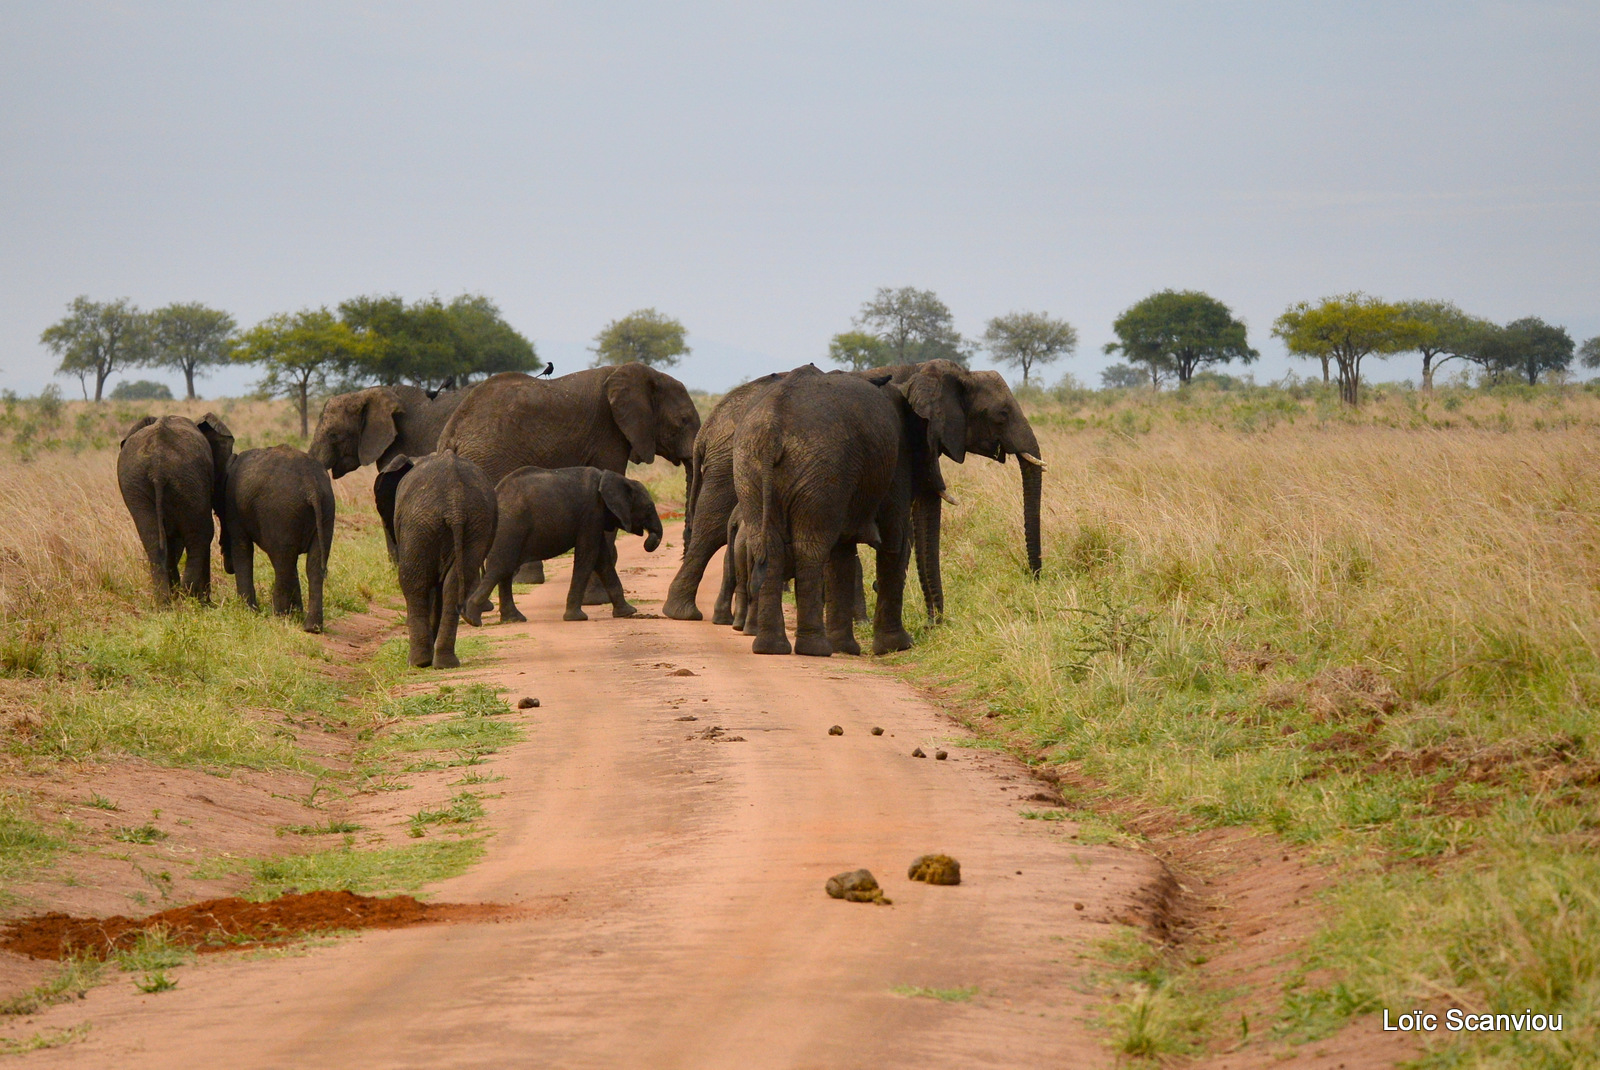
197,413,235,511
604,364,657,465
903,361,968,463
598,471,634,531
359,390,404,467
119,415,157,448
374,456,414,562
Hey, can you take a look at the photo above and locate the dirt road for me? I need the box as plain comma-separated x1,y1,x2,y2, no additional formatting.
17,530,1162,1068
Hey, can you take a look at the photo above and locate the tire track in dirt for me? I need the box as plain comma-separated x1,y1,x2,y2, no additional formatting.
5,526,1164,1069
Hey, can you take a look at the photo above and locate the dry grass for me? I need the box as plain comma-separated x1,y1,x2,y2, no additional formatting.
896,387,1600,1066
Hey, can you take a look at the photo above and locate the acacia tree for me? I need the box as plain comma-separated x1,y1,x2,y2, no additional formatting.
591,308,690,369
338,293,539,389
853,287,968,366
1580,335,1600,371
147,302,237,399
40,296,150,401
982,311,1077,385
235,308,361,436
1273,294,1426,406
1104,290,1256,387
1396,300,1488,392
826,330,889,371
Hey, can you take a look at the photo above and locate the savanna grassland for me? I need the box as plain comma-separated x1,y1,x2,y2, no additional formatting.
896,379,1600,1067
0,396,522,943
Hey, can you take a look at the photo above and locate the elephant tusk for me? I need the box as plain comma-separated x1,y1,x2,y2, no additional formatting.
1019,452,1048,471
939,489,959,507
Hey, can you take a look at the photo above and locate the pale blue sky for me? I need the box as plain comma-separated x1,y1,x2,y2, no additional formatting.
2,1,1596,396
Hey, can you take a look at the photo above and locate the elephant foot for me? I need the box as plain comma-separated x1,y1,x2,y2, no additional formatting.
740,618,759,636
872,630,914,656
409,654,433,669
461,606,484,628
711,606,733,626
830,633,861,656
662,596,703,621
794,633,833,657
499,607,527,624
612,603,638,618
752,633,792,655
303,621,323,635
432,649,461,670
563,608,589,622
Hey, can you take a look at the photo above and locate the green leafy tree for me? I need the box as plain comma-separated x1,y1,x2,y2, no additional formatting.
110,380,175,401
1395,300,1491,392
339,293,538,389
590,308,690,369
853,287,969,366
1104,290,1256,387
1580,335,1600,371
147,302,237,399
1272,293,1426,406
1100,362,1155,389
40,296,151,401
982,311,1077,385
827,330,890,371
235,308,362,437
1472,317,1575,386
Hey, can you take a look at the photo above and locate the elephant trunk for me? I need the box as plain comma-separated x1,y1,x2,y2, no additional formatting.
1021,460,1043,578
642,515,664,553
912,495,944,623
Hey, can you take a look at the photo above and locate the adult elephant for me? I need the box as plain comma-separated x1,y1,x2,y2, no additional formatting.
308,385,464,478
662,361,1045,624
117,413,234,605
436,363,700,607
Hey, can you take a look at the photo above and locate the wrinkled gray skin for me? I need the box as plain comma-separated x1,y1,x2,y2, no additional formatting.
117,414,234,605
664,361,1045,626
733,365,920,658
437,363,700,609
374,451,498,669
223,445,336,633
308,385,465,479
463,466,665,627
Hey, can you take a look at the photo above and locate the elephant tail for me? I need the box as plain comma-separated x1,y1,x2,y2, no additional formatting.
309,488,329,579
447,485,469,624
150,474,169,566
756,443,784,573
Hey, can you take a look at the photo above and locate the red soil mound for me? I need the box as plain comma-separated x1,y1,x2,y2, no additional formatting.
0,890,506,961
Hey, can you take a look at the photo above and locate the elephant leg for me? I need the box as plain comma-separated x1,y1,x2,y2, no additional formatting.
233,538,258,610
825,546,862,656
433,565,464,669
581,531,615,605
406,581,436,668
728,543,748,631
714,542,739,627
164,533,184,598
850,551,869,622
497,577,526,623
268,550,302,617
791,546,832,658
304,541,326,634
598,539,636,617
467,536,519,627
663,518,725,623
750,533,791,655
564,539,600,621
872,531,914,656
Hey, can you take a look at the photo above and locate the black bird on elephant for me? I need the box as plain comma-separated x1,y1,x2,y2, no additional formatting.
540,362,554,377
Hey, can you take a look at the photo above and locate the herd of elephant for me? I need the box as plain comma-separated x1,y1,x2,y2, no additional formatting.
114,359,1045,667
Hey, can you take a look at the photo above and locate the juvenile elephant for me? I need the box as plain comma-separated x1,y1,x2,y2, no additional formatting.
117,414,234,604
374,451,497,669
663,361,1046,625
308,385,464,478
437,363,700,603
222,445,336,633
463,467,664,626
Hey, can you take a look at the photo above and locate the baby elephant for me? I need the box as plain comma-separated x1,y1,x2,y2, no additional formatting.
223,446,336,632
465,466,663,626
376,451,498,669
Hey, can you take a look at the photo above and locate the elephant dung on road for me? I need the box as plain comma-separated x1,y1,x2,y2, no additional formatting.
464,466,664,626
375,451,498,669
117,413,234,605
223,445,336,633
309,385,465,479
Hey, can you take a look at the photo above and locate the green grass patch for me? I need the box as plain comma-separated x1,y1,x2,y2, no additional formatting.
0,1023,91,1056
111,823,167,845
0,801,62,879
0,956,103,1016
890,984,978,1002
201,839,485,901
113,926,192,973
408,793,485,837
279,820,363,836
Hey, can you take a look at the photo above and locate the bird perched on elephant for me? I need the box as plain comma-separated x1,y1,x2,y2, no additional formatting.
436,363,700,602
733,364,915,657
663,360,1045,626
117,413,234,605
222,445,336,633
463,466,664,627
374,451,497,669
308,385,464,478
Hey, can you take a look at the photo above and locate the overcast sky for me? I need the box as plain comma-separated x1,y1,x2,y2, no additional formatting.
2,1,1596,397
